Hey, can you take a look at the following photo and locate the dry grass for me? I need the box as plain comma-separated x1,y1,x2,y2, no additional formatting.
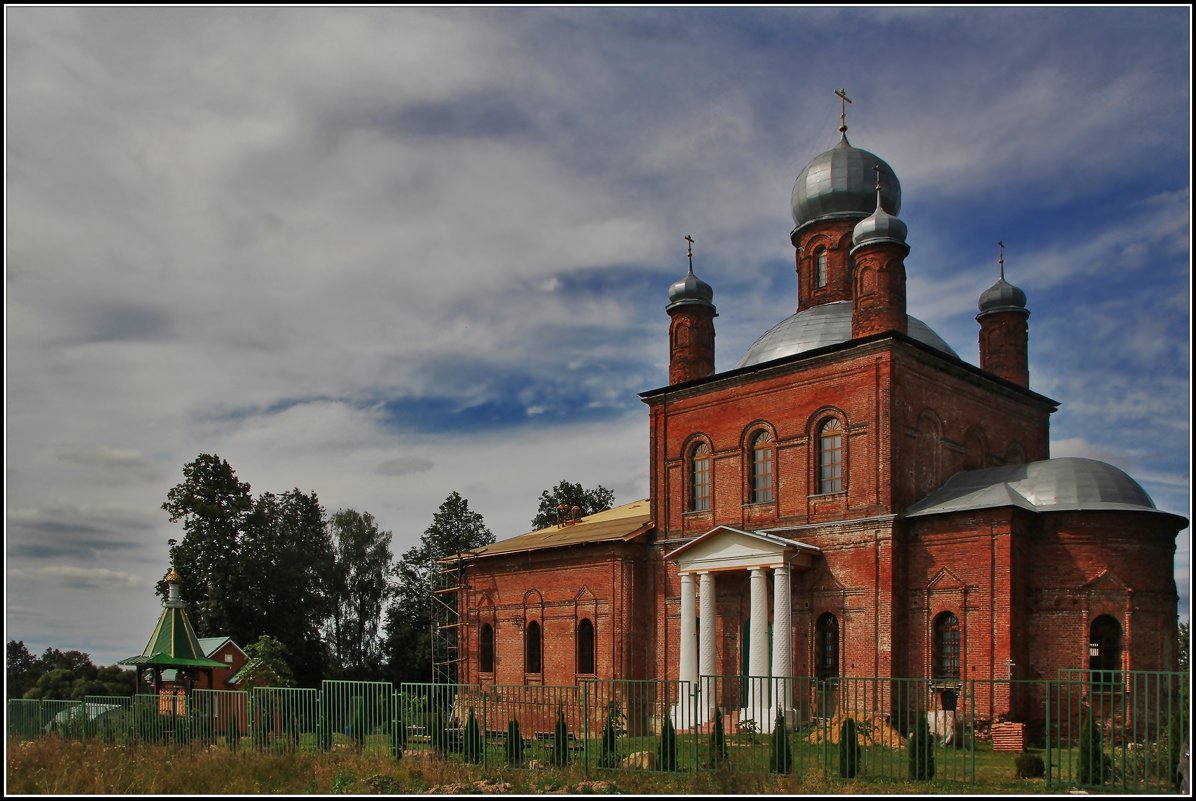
6,737,1056,795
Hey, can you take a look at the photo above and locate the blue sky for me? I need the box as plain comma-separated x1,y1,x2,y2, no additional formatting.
5,7,1190,667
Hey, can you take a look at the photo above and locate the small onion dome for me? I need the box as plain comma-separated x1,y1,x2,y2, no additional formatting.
978,276,1027,316
791,138,901,234
165,567,181,584
851,194,908,252
667,268,715,312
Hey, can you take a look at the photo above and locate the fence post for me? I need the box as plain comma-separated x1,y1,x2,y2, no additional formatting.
1044,680,1052,789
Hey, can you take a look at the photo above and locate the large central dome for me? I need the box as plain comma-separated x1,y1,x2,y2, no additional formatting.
791,137,901,235
735,302,957,369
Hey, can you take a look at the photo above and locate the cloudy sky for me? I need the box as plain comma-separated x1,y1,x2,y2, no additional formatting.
5,7,1190,668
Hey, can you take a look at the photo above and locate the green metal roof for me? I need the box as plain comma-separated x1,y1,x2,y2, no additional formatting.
118,605,225,670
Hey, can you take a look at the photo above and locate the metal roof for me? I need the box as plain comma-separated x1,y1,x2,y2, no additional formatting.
118,602,226,670
463,499,652,560
903,457,1185,522
735,301,958,369
791,137,901,233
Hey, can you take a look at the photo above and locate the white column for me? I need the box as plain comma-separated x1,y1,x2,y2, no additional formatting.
747,567,771,728
771,562,792,724
699,571,717,720
675,572,698,728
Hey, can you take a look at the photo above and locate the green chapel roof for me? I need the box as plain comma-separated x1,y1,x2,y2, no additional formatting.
118,569,226,670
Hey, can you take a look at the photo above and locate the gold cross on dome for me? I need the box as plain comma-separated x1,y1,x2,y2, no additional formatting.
835,88,852,135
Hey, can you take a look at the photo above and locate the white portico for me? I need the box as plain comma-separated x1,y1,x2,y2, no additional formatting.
667,526,818,731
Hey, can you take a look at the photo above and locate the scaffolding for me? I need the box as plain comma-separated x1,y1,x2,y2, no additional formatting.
431,557,464,685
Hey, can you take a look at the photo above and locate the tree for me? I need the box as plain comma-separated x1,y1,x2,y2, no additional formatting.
15,647,135,700
326,508,393,678
382,492,493,684
1178,620,1189,673
908,709,935,780
160,454,253,638
238,489,333,686
6,640,39,699
530,480,615,530
233,634,295,688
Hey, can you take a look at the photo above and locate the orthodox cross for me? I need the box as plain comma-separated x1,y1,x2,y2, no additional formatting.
998,240,1005,279
836,88,852,136
685,234,695,273
874,163,882,193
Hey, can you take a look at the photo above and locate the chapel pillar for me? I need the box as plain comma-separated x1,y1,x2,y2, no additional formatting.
747,567,771,727
675,572,698,727
699,571,717,719
771,563,793,722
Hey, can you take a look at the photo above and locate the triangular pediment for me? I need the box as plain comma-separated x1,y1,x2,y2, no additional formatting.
666,525,819,574
1084,569,1129,593
927,568,966,592
575,585,597,602
811,567,846,593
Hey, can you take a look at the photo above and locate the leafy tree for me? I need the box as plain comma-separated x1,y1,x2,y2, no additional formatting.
382,492,493,684
327,508,393,678
6,640,39,698
1178,620,1189,673
16,646,135,700
160,454,253,638
234,634,295,688
530,480,615,530
238,489,333,686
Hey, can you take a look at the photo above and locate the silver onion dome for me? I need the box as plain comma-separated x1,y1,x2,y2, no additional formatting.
667,268,715,311
791,138,901,234
978,276,1027,316
735,301,957,369
852,190,908,250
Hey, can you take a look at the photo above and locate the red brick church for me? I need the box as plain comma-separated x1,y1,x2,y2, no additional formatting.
455,108,1185,727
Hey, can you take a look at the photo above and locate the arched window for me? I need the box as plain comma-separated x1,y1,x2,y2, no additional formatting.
480,623,494,673
816,613,839,679
933,612,960,680
1089,616,1122,688
750,430,774,504
525,620,542,674
818,418,843,494
815,248,828,288
690,442,711,512
577,619,595,674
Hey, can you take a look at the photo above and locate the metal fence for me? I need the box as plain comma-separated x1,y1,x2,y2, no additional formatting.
7,671,1187,791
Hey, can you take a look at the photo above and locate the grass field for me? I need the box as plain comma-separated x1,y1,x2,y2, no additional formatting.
5,735,1089,795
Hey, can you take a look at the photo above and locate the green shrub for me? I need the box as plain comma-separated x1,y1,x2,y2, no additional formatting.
599,703,621,768
658,713,678,772
505,719,524,766
227,714,240,751
430,711,448,756
908,711,935,780
1015,752,1045,778
769,709,791,774
462,707,483,764
1078,710,1113,785
552,707,570,767
708,707,727,768
839,716,860,778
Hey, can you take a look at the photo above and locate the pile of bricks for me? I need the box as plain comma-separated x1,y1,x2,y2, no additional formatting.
991,721,1025,752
